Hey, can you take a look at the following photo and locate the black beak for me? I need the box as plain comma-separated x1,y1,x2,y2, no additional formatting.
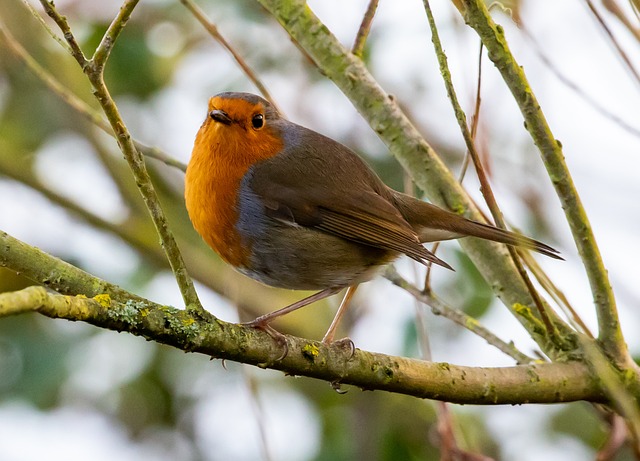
210,109,232,125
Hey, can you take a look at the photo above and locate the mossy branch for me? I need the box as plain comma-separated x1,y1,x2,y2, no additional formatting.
255,0,576,357
455,0,626,365
0,283,607,405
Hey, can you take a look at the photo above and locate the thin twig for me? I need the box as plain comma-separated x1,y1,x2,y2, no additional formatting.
602,0,640,42
424,42,483,291
596,413,628,461
18,0,71,52
386,267,535,364
469,41,484,143
352,0,379,57
585,0,640,91
520,22,640,139
39,0,204,315
180,0,280,112
581,338,640,448
0,24,187,171
458,0,624,363
242,367,273,461
91,0,136,70
38,0,87,68
520,251,593,337
422,0,559,340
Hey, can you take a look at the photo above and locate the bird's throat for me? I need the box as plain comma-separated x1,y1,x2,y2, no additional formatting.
185,121,283,267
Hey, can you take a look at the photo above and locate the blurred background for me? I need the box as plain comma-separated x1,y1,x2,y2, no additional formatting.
1,0,639,459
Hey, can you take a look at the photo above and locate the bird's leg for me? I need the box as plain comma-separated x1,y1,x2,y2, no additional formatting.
243,287,344,355
322,285,358,355
244,286,343,329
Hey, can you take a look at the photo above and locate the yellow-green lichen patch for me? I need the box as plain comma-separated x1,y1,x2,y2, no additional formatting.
93,293,111,308
526,366,541,383
464,317,479,330
512,303,546,336
301,343,320,362
382,366,394,382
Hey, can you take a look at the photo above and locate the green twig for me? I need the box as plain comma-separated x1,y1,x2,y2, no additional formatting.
180,0,280,112
0,24,187,171
352,0,379,57
256,0,575,356
91,0,137,71
457,0,625,364
581,338,640,448
421,0,560,341
39,0,203,315
18,0,71,52
38,0,87,67
386,267,535,365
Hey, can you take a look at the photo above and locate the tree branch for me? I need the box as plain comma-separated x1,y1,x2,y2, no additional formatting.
91,0,139,71
421,0,558,340
0,284,607,404
0,230,148,304
254,0,577,357
352,0,379,57
38,0,87,68
0,23,187,171
180,0,280,112
38,0,204,315
385,267,535,365
456,0,626,364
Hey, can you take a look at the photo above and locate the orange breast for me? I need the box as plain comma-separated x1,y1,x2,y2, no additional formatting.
185,107,283,268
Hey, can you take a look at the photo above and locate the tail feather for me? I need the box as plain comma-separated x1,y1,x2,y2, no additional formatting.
390,191,563,260
456,219,563,260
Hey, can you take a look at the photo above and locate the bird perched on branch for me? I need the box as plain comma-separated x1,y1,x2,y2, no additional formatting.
185,92,560,347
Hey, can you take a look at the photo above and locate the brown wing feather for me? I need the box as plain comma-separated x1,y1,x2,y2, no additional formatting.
315,202,452,269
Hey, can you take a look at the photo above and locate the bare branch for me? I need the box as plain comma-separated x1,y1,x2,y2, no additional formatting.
38,0,88,68
422,0,560,340
180,0,280,112
352,0,379,57
18,0,70,52
92,0,140,70
585,0,640,91
39,0,203,314
385,267,535,365
456,0,626,364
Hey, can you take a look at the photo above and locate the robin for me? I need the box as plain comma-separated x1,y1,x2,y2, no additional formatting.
185,92,560,346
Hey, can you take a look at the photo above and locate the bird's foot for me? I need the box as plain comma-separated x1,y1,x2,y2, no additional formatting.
322,336,356,359
242,318,289,360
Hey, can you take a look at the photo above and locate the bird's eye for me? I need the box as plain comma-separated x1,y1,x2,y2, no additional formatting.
251,113,264,130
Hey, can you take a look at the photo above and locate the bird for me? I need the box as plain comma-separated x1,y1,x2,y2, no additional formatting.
185,91,561,347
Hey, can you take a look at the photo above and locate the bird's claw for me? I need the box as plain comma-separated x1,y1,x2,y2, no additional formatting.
323,336,356,359
330,380,348,394
242,319,289,360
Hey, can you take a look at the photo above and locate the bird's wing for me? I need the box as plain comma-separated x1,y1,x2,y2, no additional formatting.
247,166,452,270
